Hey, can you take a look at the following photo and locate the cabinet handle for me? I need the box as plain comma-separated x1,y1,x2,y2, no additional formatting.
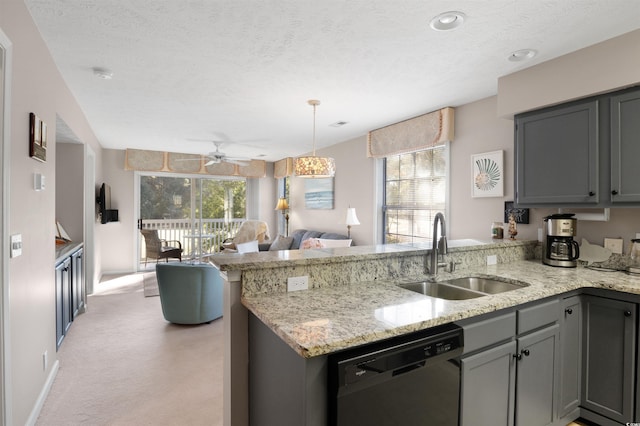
513,353,522,361
565,308,573,315
588,191,596,196
625,310,632,317
521,349,530,357
612,190,619,195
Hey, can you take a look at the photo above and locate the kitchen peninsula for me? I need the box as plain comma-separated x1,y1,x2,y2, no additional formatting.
211,240,640,426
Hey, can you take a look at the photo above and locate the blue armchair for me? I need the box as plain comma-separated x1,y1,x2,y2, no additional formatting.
155,263,223,324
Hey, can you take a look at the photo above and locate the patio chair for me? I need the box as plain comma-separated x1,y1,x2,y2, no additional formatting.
140,229,182,266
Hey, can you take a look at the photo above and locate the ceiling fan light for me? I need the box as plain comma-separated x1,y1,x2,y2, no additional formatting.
295,156,336,178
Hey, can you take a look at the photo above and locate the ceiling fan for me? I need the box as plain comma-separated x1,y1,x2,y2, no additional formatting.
181,142,251,166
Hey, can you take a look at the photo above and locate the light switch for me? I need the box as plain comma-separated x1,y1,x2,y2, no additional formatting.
10,234,22,258
34,173,45,191
604,238,623,254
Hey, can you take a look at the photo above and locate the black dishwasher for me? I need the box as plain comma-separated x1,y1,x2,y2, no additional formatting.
328,323,463,426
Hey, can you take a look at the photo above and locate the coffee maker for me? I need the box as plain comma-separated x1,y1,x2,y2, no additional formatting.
543,214,580,267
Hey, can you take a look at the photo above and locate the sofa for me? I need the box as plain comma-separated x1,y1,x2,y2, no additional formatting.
259,229,352,251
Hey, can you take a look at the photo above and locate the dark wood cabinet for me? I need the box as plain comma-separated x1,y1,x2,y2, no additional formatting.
55,245,84,350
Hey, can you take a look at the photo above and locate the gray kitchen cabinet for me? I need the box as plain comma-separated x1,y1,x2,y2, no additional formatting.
515,324,560,426
515,99,599,206
610,89,640,203
558,296,582,421
515,85,640,207
581,295,636,424
460,340,516,426
460,300,562,426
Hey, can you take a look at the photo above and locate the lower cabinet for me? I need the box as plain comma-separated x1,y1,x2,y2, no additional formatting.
558,296,582,421
581,295,636,424
515,323,560,426
55,245,84,350
459,299,560,426
460,340,516,426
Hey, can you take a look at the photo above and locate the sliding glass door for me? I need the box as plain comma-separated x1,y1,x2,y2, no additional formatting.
138,174,246,269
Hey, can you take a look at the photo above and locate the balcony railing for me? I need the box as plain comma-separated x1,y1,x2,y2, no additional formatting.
140,219,244,259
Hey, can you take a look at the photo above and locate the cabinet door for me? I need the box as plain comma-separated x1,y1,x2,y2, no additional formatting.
55,258,71,350
610,88,640,203
582,296,636,423
71,248,84,318
558,296,582,419
460,340,516,426
515,100,599,205
515,324,559,426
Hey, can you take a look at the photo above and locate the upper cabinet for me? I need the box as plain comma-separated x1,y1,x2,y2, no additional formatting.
514,86,640,207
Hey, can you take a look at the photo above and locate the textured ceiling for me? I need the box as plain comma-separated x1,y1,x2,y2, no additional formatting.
25,0,640,162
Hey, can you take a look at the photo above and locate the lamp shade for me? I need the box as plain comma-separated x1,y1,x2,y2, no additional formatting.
345,207,360,226
275,197,289,211
294,156,336,178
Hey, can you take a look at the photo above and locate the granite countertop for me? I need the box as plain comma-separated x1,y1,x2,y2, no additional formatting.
242,259,640,358
210,238,524,272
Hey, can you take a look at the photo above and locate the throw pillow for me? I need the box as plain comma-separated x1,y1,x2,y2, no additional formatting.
300,238,323,250
318,238,352,248
269,235,294,251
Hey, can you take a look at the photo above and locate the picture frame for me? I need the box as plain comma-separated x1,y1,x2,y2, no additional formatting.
29,112,47,162
304,178,334,209
471,150,503,197
504,201,530,224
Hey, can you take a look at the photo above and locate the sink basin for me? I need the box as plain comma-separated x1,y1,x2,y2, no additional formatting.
397,276,530,300
397,282,485,300
443,276,529,294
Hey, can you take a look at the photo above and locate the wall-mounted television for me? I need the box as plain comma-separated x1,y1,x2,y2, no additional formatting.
96,183,118,224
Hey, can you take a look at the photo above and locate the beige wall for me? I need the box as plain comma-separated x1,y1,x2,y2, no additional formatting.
497,29,640,117
1,0,104,424
288,136,377,246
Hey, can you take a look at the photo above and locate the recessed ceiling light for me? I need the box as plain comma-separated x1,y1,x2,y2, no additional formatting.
429,11,466,31
92,67,114,80
508,49,537,62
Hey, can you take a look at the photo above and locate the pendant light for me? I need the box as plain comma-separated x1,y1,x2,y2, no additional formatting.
294,100,336,178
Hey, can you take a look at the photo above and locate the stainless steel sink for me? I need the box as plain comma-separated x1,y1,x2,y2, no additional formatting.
442,276,529,294
397,276,529,300
397,282,485,300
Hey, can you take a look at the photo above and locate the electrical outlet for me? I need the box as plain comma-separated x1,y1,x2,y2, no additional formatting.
604,238,624,254
636,233,640,240
287,276,309,292
487,255,497,266
43,350,48,371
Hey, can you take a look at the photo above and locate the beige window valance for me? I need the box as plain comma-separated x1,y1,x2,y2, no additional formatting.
273,157,294,179
124,149,266,178
367,107,454,158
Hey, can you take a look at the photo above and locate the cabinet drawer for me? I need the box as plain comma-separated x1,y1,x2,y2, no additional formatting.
517,299,559,335
458,311,516,354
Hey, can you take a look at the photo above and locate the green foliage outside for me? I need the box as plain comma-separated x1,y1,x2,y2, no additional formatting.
140,175,246,220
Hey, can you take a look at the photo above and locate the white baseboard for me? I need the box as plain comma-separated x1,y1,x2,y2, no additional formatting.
25,359,59,426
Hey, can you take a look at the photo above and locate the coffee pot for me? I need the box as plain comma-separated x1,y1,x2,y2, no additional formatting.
543,214,580,267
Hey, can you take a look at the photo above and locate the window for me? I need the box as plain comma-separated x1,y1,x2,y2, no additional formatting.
383,146,447,244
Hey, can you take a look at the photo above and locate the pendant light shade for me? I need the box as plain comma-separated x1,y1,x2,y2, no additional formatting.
295,100,336,178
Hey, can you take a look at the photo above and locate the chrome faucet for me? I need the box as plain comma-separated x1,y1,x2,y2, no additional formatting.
429,212,448,276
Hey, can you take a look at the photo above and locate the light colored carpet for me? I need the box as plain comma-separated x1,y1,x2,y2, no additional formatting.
143,272,159,297
36,272,223,426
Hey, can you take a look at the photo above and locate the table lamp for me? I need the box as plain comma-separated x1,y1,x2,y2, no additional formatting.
345,207,360,238
275,197,290,236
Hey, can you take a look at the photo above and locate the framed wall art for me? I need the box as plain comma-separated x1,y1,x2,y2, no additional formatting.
471,150,503,197
29,112,47,162
304,177,334,209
